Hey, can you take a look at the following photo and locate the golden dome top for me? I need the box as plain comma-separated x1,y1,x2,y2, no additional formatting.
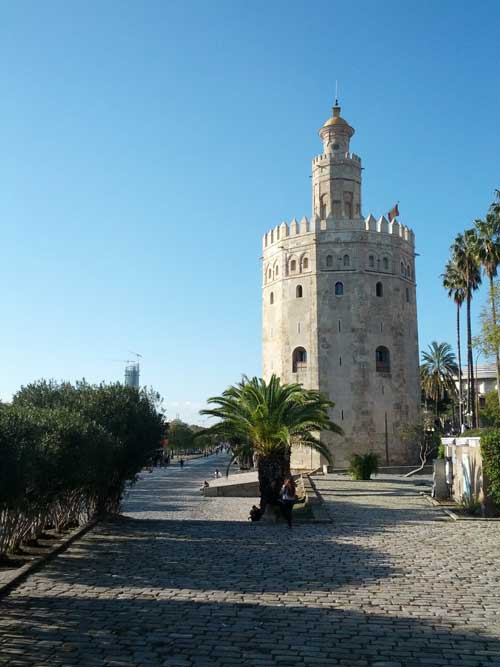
323,115,348,127
322,104,353,131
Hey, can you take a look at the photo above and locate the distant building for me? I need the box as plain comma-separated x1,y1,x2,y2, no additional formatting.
124,362,140,389
457,364,498,409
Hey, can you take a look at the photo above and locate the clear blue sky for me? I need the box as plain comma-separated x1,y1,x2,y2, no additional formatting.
1,0,499,423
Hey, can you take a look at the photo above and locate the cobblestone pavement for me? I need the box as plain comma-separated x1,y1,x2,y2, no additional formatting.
1,458,500,666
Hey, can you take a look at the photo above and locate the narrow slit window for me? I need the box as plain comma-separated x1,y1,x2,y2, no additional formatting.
270,292,274,305
296,285,303,298
343,254,350,267
326,255,333,268
376,282,383,297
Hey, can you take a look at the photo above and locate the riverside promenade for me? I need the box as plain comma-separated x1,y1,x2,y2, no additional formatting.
1,455,500,666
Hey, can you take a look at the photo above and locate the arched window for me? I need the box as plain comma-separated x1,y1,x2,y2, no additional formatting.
335,281,344,296
302,257,309,270
407,264,411,279
406,287,410,303
326,255,333,268
376,346,391,373
376,282,383,297
401,261,405,276
290,260,297,272
275,265,279,276
292,347,307,372
343,254,350,267
369,255,374,268
270,292,274,305
268,268,272,279
296,285,303,298
383,257,389,271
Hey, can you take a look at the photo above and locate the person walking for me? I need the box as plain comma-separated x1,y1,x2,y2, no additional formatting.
214,468,222,479
279,477,298,528
179,458,184,469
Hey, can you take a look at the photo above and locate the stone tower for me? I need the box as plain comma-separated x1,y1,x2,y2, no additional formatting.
262,103,420,470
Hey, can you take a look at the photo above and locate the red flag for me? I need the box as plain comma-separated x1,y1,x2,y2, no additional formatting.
388,203,400,222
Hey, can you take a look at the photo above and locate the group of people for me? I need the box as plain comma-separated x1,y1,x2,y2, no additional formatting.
250,476,299,528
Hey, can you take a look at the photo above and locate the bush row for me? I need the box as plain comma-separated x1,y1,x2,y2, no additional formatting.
480,430,500,508
0,380,163,560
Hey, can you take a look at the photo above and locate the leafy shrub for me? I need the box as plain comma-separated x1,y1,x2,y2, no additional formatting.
481,429,500,508
459,493,481,516
349,452,379,480
0,380,163,560
437,443,445,459
479,390,500,427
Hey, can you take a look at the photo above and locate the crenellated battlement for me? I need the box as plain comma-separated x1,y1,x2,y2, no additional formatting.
312,152,361,164
263,214,415,251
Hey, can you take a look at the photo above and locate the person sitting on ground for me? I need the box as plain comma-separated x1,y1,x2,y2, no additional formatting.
279,476,298,528
249,505,262,521
200,480,209,492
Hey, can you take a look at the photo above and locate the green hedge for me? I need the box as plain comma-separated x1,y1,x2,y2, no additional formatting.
348,452,379,480
0,380,163,560
481,430,500,508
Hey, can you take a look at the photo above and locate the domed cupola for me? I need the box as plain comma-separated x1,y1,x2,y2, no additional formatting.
319,102,355,154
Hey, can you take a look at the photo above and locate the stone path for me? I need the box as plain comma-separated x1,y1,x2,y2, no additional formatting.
1,457,500,666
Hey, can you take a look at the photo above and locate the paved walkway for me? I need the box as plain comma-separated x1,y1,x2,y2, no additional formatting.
1,457,500,666
122,454,257,522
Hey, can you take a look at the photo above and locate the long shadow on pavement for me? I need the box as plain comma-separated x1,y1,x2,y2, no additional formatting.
1,591,499,666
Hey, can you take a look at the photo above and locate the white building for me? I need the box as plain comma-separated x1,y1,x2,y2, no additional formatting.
262,103,420,469
457,364,498,410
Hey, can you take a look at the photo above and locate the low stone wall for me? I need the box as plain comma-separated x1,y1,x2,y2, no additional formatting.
203,471,259,497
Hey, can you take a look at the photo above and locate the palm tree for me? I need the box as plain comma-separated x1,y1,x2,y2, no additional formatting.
474,210,500,408
442,261,466,428
420,341,458,423
199,374,342,505
491,189,500,216
451,231,482,426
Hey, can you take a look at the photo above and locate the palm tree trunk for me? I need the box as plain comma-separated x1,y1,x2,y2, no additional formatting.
456,302,463,431
467,294,475,427
257,454,290,510
489,275,500,408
